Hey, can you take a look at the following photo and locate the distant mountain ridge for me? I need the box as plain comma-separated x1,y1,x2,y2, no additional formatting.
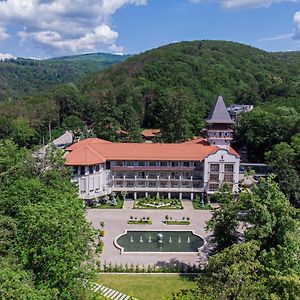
0,52,130,100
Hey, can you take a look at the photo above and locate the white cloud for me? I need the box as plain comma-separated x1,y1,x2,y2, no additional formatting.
294,11,300,39
258,33,294,42
0,26,9,41
190,0,297,9
108,44,124,54
0,52,15,60
0,0,148,55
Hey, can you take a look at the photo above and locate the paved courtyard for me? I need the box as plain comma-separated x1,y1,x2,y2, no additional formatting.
86,200,213,267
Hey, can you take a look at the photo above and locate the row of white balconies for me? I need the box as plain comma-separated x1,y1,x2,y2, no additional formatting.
112,175,203,181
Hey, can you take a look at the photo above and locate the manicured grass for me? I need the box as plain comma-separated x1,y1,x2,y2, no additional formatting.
164,220,191,225
192,200,212,210
97,274,197,300
94,199,124,209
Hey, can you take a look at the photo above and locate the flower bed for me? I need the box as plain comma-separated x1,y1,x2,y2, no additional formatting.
163,216,190,225
127,216,152,224
134,196,183,209
164,220,190,225
127,220,152,225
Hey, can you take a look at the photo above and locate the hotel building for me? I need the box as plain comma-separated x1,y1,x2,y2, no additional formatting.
65,96,240,201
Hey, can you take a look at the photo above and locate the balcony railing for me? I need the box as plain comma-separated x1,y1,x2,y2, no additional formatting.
111,166,195,171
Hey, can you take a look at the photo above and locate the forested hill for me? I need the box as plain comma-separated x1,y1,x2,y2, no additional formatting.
75,40,300,138
0,53,130,100
1,40,300,148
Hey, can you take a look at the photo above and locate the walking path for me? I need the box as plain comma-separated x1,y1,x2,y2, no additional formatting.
92,283,134,300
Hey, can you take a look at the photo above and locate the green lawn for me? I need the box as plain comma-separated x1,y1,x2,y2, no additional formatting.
95,199,124,209
97,274,197,300
192,200,212,210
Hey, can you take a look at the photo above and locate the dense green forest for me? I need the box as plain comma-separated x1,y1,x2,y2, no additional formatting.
0,141,97,299
173,180,300,299
1,40,300,143
0,53,129,100
1,40,300,203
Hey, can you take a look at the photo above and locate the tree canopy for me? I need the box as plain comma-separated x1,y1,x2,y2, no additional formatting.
0,140,96,299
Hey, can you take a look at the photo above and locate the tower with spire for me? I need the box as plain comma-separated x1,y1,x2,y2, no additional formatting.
205,96,235,150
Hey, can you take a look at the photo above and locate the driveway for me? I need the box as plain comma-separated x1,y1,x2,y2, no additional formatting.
86,200,213,267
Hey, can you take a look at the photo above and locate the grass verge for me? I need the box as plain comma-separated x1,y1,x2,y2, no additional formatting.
97,274,197,300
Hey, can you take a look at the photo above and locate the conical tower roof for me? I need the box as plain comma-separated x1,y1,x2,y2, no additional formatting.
206,96,235,124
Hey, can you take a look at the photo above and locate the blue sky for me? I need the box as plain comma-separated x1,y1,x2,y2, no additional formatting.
0,0,299,59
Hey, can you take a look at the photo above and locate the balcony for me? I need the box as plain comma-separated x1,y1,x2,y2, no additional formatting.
111,166,195,172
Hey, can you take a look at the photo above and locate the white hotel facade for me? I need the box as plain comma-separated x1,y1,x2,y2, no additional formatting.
65,97,240,201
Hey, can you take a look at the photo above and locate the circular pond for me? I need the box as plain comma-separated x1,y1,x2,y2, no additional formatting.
115,230,205,253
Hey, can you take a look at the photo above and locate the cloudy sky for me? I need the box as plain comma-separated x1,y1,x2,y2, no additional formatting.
0,0,299,59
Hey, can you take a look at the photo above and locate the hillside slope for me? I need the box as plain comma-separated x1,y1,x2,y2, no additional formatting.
0,53,129,100
1,40,300,145
81,40,300,128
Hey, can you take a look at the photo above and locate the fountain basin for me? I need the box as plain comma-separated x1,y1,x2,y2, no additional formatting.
114,230,205,253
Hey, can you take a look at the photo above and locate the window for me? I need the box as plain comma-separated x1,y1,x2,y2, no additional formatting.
209,174,219,182
137,181,145,187
225,164,234,172
224,174,234,182
89,165,94,174
182,181,190,188
149,161,156,166
159,182,168,188
148,181,156,188
183,161,190,167
95,164,100,172
171,172,179,179
210,164,219,172
182,172,190,179
80,166,85,175
115,172,123,178
160,161,168,167
159,172,168,179
116,161,123,166
127,181,134,187
148,172,157,179
73,166,79,175
106,161,111,170
171,181,179,188
127,161,134,166
137,161,146,166
137,172,145,178
126,172,134,179
115,181,123,187
209,183,219,191
171,161,179,167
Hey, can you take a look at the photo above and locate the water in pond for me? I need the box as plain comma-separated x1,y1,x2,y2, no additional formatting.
116,231,204,252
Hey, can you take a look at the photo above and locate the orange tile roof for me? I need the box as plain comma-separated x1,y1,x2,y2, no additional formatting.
181,137,210,146
66,146,106,165
66,138,112,151
65,138,239,166
228,146,240,157
141,129,161,138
